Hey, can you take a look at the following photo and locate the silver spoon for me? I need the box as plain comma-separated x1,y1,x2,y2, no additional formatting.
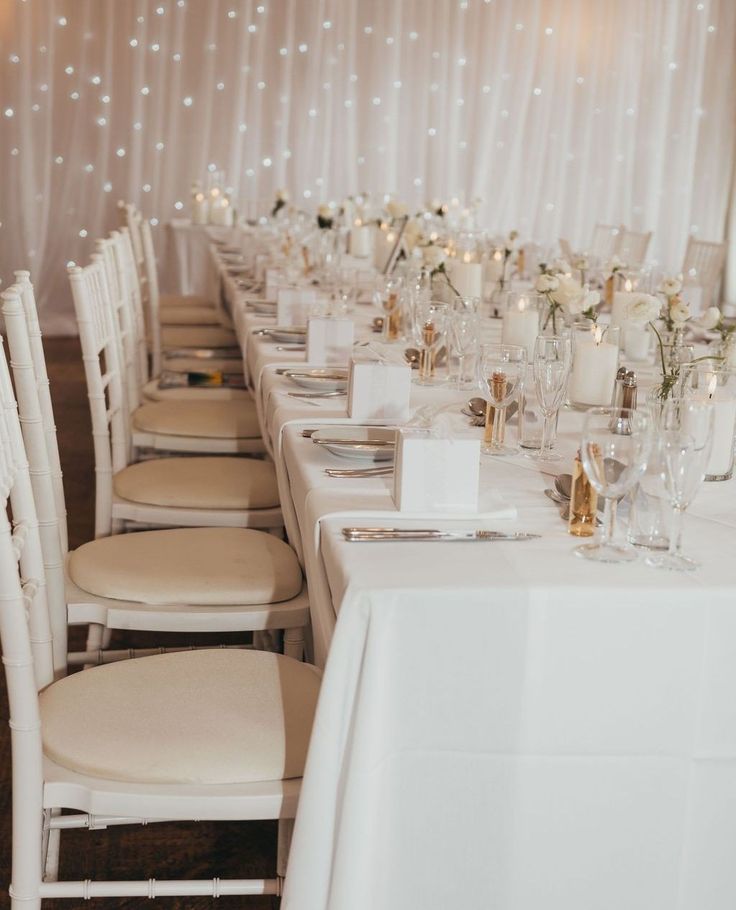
555,474,573,500
545,488,566,505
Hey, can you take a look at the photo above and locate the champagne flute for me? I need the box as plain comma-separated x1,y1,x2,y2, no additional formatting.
645,398,714,572
576,407,653,562
450,299,480,390
477,343,527,455
528,335,572,461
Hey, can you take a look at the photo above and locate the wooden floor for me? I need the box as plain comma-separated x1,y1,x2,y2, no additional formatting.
0,337,278,909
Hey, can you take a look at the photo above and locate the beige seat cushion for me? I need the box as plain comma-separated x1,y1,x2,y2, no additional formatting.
160,293,214,308
142,378,251,402
160,305,222,326
41,649,320,784
162,325,237,349
113,456,279,510
133,399,260,439
68,527,302,605
163,356,244,374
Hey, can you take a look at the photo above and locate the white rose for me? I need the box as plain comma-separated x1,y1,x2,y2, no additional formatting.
669,298,690,325
536,273,559,293
550,258,572,275
551,274,583,309
276,189,289,202
697,306,722,331
573,256,589,270
627,294,660,323
403,218,421,251
605,255,625,274
422,245,446,268
387,200,408,219
659,276,683,296
317,203,332,218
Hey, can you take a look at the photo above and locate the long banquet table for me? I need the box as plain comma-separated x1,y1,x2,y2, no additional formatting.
210,239,736,910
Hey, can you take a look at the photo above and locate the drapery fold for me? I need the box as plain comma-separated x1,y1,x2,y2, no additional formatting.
1,0,734,332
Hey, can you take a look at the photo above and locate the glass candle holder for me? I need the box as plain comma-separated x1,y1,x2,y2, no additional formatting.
568,324,620,410
683,364,736,481
501,292,543,361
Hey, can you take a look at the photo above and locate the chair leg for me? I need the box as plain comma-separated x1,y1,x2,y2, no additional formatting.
276,817,295,879
9,791,43,909
283,627,304,662
43,813,61,883
85,623,105,651
253,630,281,652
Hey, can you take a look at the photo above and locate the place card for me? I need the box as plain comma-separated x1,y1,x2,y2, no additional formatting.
392,429,480,512
277,288,316,326
347,357,411,421
306,316,355,364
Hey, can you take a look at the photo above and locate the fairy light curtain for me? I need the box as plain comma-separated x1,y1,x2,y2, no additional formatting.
1,0,735,332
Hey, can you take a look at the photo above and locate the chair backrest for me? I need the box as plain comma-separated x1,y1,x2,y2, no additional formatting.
120,200,146,284
111,228,151,388
681,237,727,306
11,271,69,554
2,283,69,674
94,236,142,413
0,329,56,690
138,216,164,377
617,229,652,268
590,223,624,260
68,260,132,538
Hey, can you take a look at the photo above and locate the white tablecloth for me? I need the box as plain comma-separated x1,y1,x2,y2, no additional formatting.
214,246,736,910
158,219,233,299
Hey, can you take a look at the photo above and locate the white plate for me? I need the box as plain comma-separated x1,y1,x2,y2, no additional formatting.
285,369,348,391
269,327,307,343
311,426,396,461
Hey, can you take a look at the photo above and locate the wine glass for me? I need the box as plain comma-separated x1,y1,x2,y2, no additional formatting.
411,300,449,385
576,407,653,562
645,398,714,572
450,298,480,390
528,335,572,461
477,343,527,455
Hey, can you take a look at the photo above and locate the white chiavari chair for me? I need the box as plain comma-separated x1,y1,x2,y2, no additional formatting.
617,229,652,268
123,202,241,367
0,348,319,905
681,236,727,308
4,278,281,536
2,281,309,664
69,258,265,455
589,223,624,260
129,223,249,399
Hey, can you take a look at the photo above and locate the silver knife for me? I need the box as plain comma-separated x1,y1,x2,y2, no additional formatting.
341,528,540,542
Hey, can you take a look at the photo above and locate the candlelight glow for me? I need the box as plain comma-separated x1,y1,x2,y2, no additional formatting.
708,373,718,398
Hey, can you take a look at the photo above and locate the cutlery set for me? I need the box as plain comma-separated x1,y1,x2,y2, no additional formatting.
341,528,539,543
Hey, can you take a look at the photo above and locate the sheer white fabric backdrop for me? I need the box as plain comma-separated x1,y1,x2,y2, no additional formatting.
1,0,735,332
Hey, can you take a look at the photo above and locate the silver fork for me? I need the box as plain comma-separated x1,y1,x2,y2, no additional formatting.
324,466,394,477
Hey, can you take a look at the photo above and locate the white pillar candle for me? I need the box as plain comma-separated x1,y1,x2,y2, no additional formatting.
502,308,540,360
624,324,651,361
706,392,736,478
449,261,482,299
349,226,372,257
569,327,619,406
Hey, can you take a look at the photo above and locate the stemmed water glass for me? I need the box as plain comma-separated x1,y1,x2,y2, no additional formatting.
528,335,572,461
645,398,714,572
576,407,653,562
478,343,527,455
450,297,480,390
412,300,449,384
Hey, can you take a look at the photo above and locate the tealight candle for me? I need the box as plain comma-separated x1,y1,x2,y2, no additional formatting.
569,325,620,407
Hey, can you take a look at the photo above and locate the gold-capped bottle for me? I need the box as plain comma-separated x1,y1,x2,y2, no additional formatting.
568,448,598,537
